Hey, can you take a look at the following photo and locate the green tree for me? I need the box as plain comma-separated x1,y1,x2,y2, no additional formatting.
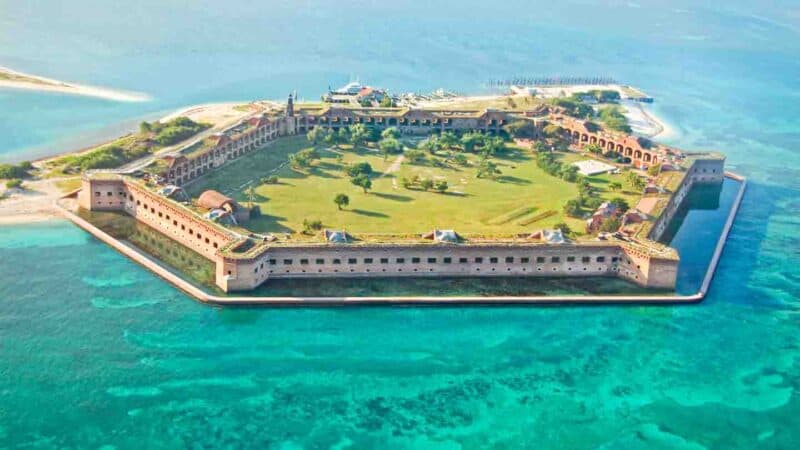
306,126,325,144
345,161,373,178
336,127,350,146
420,178,434,191
348,124,370,148
647,163,662,177
351,174,372,193
563,199,582,217
481,136,505,156
302,218,324,234
439,131,459,149
554,222,572,236
434,180,448,193
610,197,630,212
609,181,622,191
418,136,441,154
503,120,537,138
627,172,646,190
584,143,603,154
452,153,469,166
400,177,412,189
139,121,152,133
542,123,563,138
460,131,484,152
598,106,632,133
404,149,426,164
245,184,256,207
476,158,501,179
551,97,593,118
381,127,400,140
578,180,595,197
379,137,402,160
560,164,579,182
334,193,349,210
379,96,394,107
323,127,338,148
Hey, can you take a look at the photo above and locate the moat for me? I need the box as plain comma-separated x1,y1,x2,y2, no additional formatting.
77,176,741,299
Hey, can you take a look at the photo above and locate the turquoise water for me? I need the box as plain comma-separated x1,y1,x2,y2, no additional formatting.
2,1,800,448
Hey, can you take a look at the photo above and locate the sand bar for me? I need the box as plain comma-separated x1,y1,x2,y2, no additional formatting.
0,65,150,102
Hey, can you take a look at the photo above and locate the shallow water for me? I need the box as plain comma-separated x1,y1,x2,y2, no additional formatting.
2,1,800,448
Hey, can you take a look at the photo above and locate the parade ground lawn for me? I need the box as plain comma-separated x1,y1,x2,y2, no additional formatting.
185,136,638,235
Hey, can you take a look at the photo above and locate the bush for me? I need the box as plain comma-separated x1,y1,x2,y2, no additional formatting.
554,222,572,235
0,163,30,179
503,120,537,138
5,179,23,189
550,98,593,118
452,153,469,166
563,199,581,217
598,106,631,133
404,149,426,164
302,218,324,234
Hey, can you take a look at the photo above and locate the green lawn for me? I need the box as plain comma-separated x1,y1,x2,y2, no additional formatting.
186,136,640,236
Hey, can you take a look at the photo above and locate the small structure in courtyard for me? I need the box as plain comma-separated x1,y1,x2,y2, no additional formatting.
198,190,249,224
572,159,616,176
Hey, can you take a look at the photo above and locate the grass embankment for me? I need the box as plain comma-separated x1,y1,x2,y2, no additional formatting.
44,117,210,176
186,136,639,237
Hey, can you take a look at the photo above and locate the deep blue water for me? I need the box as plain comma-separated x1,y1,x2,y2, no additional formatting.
2,1,800,448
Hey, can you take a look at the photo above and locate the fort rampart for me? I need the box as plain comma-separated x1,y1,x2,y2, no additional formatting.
76,102,726,294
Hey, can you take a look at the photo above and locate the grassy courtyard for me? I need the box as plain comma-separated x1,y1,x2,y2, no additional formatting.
184,136,640,237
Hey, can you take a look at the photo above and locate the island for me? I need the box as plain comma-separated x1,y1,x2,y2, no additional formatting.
0,65,150,102
40,83,743,304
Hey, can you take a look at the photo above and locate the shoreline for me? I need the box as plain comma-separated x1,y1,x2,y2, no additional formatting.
0,65,151,103
622,101,678,140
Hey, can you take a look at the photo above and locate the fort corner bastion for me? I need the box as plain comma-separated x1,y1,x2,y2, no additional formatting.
76,98,725,294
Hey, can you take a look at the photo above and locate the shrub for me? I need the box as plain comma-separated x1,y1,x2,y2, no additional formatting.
0,164,30,179
554,222,572,235
302,218,324,234
420,178,434,191
404,149,426,164
5,179,23,189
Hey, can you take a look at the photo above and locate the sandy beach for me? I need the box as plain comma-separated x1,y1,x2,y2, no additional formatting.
0,178,70,225
621,101,678,140
0,65,150,102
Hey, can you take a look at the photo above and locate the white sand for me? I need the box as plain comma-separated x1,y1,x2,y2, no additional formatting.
0,178,68,225
0,65,150,102
621,100,677,140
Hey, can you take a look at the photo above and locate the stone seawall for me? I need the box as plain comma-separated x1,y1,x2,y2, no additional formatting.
649,158,725,242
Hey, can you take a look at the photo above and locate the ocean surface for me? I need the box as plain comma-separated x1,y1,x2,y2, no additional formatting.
1,1,800,448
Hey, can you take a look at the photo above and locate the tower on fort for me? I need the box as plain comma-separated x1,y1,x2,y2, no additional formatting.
287,93,294,117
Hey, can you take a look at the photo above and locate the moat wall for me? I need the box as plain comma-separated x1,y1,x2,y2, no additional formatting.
78,175,679,293
649,158,725,242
